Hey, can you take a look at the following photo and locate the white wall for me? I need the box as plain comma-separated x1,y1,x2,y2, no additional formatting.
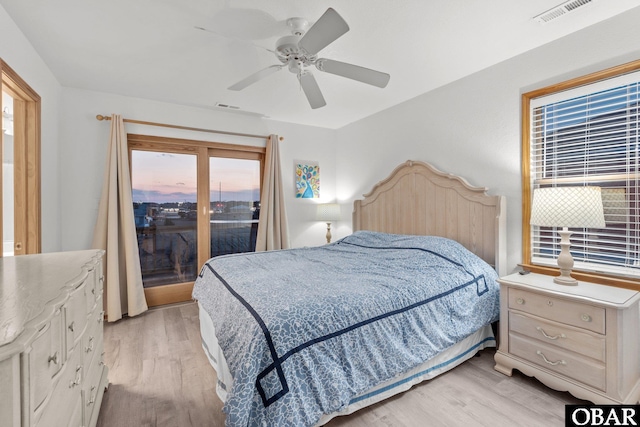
0,4,62,252
5,2,640,263
336,7,640,274
58,88,338,251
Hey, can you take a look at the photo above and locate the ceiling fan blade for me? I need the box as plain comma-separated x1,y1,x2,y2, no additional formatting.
315,59,390,88
298,8,349,56
298,72,326,109
228,65,284,91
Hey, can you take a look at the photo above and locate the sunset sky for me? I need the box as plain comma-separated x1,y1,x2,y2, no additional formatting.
131,151,261,204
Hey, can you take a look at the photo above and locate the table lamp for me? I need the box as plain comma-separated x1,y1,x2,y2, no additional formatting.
316,203,340,243
530,186,605,285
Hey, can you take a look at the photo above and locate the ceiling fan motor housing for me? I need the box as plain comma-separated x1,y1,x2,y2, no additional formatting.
275,35,316,72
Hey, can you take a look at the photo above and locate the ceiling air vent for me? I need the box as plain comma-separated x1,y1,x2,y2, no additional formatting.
215,102,240,110
534,0,595,24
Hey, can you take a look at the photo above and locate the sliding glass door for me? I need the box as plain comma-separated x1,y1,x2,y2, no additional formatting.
131,150,199,287
129,135,264,306
209,156,262,257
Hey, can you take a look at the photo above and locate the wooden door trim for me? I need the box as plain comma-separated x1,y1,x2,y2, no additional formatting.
0,59,41,255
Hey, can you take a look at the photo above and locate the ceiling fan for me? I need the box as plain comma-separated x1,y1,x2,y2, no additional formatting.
226,8,390,109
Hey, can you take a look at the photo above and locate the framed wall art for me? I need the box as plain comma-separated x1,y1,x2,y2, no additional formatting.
295,162,320,198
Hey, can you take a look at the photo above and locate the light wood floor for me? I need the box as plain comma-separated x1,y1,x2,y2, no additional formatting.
97,302,584,427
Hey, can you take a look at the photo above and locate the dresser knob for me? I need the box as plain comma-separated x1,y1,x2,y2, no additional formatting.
516,298,525,305
48,352,59,365
581,314,592,322
547,300,553,307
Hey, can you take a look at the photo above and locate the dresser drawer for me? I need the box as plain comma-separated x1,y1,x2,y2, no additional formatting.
509,333,606,391
83,307,103,369
29,311,63,412
509,288,605,334
34,341,84,427
83,343,105,426
0,354,20,427
84,267,98,314
509,311,605,362
65,281,88,357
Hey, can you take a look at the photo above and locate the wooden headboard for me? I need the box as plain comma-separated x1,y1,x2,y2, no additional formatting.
353,160,506,276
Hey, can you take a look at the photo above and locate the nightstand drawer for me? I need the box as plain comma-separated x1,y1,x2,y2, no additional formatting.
509,288,605,334
509,312,605,362
509,333,606,391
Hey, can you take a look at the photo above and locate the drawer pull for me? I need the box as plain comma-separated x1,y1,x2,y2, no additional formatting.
536,327,566,340
68,321,75,332
98,312,104,324
48,352,59,365
87,386,96,406
536,350,566,366
581,314,592,322
547,300,553,307
516,298,525,305
69,365,82,388
85,337,94,353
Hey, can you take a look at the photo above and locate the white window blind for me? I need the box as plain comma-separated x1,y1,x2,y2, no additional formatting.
530,71,640,278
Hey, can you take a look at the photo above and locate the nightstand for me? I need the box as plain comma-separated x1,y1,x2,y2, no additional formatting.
494,272,640,404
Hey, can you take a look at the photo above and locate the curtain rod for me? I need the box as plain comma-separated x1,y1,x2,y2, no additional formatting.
95,114,281,141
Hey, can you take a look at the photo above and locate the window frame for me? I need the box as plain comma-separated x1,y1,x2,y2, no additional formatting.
127,133,265,306
521,59,640,291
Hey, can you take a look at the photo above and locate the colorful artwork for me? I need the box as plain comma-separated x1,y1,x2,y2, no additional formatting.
295,163,320,198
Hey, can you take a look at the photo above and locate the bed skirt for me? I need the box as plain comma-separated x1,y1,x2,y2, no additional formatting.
197,301,496,425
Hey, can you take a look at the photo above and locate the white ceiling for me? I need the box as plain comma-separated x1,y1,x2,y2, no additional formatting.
2,0,639,129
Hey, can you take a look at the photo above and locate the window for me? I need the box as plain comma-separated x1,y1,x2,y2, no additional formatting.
522,60,640,288
128,134,264,306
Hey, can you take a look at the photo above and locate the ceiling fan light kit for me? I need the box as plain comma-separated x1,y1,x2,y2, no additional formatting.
227,8,390,109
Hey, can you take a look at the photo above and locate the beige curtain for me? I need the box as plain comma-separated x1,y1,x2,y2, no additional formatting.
256,134,290,251
92,114,148,321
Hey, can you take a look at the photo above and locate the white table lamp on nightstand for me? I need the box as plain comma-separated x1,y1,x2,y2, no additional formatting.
530,186,605,285
316,203,340,243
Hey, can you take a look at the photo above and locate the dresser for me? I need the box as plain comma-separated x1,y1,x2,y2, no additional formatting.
0,250,109,427
494,272,640,404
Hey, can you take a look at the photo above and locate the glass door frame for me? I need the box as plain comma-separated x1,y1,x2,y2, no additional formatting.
128,133,265,307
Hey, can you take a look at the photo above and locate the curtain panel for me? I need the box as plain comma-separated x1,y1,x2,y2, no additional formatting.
92,114,148,321
256,134,290,251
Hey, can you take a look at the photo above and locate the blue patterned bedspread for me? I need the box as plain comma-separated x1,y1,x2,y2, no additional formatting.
192,231,500,427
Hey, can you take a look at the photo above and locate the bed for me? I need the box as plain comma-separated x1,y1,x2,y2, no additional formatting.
193,160,506,427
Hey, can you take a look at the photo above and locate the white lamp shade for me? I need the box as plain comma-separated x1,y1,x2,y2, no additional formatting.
530,186,606,228
316,203,341,221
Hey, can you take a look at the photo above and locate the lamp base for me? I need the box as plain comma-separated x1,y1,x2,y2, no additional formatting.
325,222,332,244
553,275,578,286
555,227,579,286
